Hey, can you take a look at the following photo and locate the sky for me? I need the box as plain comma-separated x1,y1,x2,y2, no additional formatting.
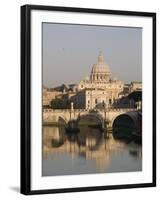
43,23,142,88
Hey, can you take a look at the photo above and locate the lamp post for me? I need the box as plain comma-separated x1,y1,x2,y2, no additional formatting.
103,102,107,130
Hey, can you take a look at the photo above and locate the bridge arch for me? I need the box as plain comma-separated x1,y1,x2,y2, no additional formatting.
109,111,134,127
77,111,104,126
113,113,135,128
58,116,67,125
112,111,141,136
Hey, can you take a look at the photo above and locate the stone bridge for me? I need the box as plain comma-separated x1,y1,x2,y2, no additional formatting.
43,108,137,127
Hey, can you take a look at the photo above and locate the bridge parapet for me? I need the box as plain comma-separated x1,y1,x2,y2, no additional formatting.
43,108,136,113
43,107,139,127
43,109,89,113
43,109,54,112
108,108,136,112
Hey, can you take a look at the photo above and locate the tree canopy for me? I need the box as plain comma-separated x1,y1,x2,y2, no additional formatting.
51,98,71,109
128,91,142,102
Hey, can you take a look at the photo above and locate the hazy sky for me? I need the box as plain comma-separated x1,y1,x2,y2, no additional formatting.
43,23,142,88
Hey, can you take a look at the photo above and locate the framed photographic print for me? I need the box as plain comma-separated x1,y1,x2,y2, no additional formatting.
21,4,156,195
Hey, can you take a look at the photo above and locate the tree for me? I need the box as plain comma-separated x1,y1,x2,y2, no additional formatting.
128,91,142,102
51,98,71,109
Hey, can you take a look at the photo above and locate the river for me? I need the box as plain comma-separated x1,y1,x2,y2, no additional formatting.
42,125,142,176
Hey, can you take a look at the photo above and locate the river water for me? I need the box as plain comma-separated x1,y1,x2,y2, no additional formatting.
42,126,142,176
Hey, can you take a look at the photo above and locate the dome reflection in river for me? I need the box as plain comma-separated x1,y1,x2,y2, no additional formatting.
42,124,142,176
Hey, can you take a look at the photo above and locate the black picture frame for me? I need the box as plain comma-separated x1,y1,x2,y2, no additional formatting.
21,4,156,195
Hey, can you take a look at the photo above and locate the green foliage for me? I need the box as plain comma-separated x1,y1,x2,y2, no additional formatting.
50,98,71,109
128,91,142,102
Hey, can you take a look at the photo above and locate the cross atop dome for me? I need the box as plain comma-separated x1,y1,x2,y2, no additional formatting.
97,51,105,63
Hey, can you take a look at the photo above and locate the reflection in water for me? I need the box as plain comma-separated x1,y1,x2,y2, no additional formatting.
42,126,142,176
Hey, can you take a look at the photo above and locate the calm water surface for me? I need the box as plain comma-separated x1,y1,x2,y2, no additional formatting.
42,126,142,176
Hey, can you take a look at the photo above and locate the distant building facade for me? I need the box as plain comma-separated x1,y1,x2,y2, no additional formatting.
129,81,142,93
43,86,62,107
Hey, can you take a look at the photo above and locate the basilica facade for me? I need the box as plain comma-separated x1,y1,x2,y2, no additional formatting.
71,52,124,109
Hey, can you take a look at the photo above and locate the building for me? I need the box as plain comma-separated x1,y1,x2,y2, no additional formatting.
72,52,124,109
42,86,62,107
71,88,110,109
129,81,142,93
